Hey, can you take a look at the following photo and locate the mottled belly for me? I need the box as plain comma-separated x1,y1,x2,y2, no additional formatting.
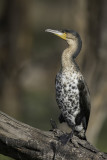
56,74,80,125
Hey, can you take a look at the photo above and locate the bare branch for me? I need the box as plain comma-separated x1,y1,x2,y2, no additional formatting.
0,111,107,160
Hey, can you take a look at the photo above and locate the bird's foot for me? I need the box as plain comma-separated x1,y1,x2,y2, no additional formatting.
70,136,79,148
70,131,87,148
59,132,73,145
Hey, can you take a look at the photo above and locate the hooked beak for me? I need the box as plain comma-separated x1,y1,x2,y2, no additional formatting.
45,29,66,40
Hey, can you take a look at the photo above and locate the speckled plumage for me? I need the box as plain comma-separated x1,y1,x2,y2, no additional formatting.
46,29,91,139
56,70,81,126
55,30,90,139
56,66,90,138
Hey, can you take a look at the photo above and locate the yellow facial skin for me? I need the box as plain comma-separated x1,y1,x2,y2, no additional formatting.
45,29,67,40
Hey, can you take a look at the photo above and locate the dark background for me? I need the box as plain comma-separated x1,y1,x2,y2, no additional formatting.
0,0,107,159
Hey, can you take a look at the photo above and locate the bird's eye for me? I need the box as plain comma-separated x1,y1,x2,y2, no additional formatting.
66,33,74,40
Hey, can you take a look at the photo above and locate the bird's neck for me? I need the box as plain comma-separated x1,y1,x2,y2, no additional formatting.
61,44,80,71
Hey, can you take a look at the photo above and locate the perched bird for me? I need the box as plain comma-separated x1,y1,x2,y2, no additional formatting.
46,29,91,141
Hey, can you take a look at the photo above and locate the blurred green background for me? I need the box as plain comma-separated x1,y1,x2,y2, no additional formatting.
0,0,107,159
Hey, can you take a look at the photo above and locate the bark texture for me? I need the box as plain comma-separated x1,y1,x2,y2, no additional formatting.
0,111,107,160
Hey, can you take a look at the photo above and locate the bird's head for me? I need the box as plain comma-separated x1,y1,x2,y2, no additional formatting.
45,29,82,47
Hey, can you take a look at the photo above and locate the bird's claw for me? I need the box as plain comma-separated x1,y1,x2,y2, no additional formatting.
59,132,73,145
70,137,79,148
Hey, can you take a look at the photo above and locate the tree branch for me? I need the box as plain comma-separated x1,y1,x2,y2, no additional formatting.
0,111,107,160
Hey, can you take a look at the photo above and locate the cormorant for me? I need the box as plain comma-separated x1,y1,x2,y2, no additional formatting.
45,29,91,142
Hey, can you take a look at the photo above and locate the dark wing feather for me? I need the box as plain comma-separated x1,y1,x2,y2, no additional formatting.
76,79,91,130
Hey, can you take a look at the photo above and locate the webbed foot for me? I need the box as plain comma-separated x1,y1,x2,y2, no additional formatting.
59,132,73,145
